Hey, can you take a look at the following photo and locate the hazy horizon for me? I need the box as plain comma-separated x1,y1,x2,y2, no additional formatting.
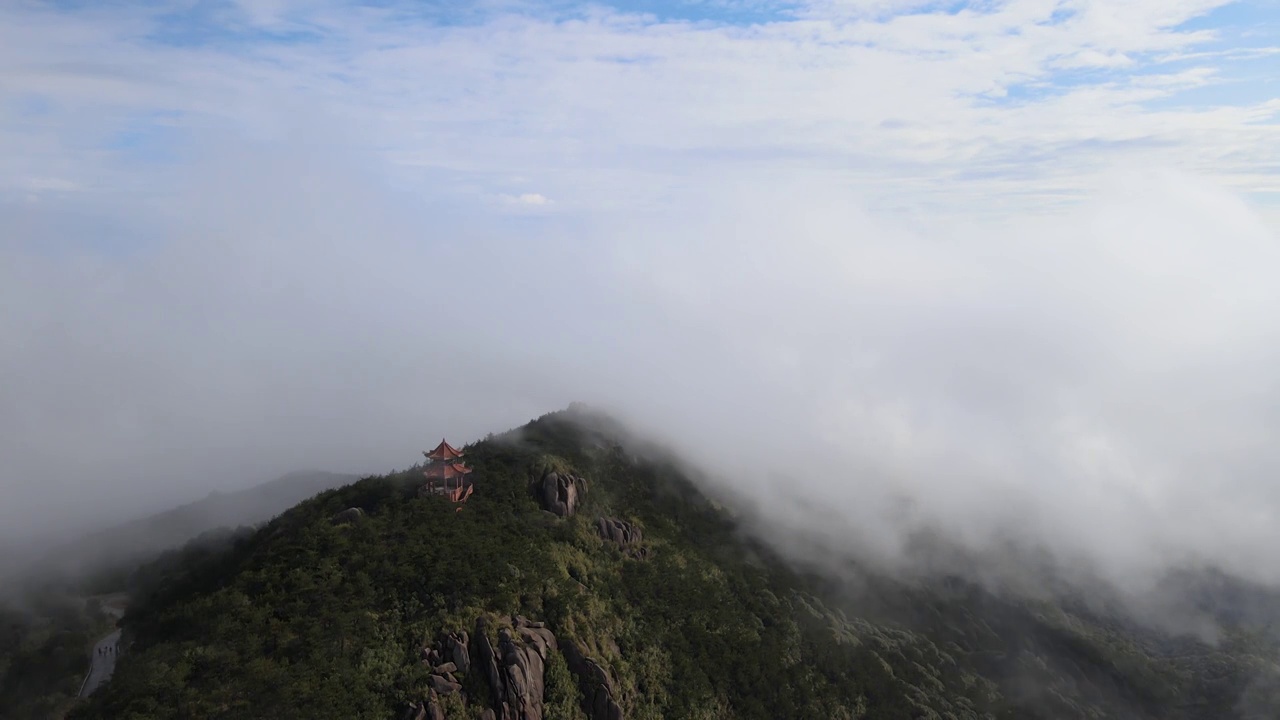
3,0,1280,589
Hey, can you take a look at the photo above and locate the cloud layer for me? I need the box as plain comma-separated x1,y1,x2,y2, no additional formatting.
609,170,1280,588
2,1,1279,587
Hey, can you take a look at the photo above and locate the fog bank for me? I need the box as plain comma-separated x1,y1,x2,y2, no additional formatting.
3,0,1280,590
4,123,1279,593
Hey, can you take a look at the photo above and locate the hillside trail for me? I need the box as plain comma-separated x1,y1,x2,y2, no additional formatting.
78,596,128,698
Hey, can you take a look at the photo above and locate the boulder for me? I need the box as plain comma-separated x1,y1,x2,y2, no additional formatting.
423,630,471,678
402,702,427,720
518,627,554,657
330,507,365,525
560,640,625,720
445,630,471,675
596,517,649,560
499,627,548,720
589,687,624,720
478,711,496,720
426,699,446,720
474,618,506,714
470,616,564,720
535,471,585,517
428,674,462,695
596,517,642,547
514,614,555,644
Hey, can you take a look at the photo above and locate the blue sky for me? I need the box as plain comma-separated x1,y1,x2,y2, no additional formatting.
0,0,1275,268
2,0,1274,215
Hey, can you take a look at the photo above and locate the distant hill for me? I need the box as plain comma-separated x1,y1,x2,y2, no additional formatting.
68,408,1280,719
35,470,359,584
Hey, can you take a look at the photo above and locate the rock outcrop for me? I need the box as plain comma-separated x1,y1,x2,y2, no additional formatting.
595,517,641,546
428,673,462,695
443,631,471,675
595,517,647,559
424,629,471,674
560,641,625,720
418,628,473,716
470,615,560,720
498,627,545,720
474,618,507,717
330,507,365,525
534,470,586,517
502,616,559,720
421,614,577,720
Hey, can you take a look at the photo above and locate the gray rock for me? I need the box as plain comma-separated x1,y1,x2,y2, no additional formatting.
471,616,562,720
423,630,471,681
402,702,427,720
330,507,365,525
535,471,585,517
499,627,549,720
428,673,462,695
596,517,649,559
559,640,625,720
517,626,556,659
475,618,506,716
426,699,446,720
595,517,643,547
445,631,471,675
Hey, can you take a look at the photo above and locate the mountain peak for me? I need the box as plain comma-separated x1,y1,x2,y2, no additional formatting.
59,412,1280,720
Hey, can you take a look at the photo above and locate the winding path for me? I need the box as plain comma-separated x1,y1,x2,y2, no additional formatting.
79,628,122,697
78,600,127,698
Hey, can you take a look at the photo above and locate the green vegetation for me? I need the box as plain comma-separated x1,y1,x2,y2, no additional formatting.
37,471,359,592
65,408,1280,719
0,591,112,719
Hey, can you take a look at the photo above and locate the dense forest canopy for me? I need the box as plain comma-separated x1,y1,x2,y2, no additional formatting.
0,590,112,719
19,406,1279,719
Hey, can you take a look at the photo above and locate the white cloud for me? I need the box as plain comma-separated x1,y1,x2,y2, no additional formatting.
501,192,552,206
1,0,1280,589
0,0,1275,210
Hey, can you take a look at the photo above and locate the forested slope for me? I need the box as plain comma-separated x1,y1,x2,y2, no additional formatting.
69,407,1280,720
0,592,113,719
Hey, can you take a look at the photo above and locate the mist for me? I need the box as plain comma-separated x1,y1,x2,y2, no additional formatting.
6,122,1279,589
3,1,1280,596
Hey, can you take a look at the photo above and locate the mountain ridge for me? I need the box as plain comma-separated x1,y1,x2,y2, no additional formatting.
67,406,1280,719
20,470,360,588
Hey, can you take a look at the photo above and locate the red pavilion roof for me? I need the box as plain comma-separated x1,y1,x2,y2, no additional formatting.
424,462,473,480
425,439,465,461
